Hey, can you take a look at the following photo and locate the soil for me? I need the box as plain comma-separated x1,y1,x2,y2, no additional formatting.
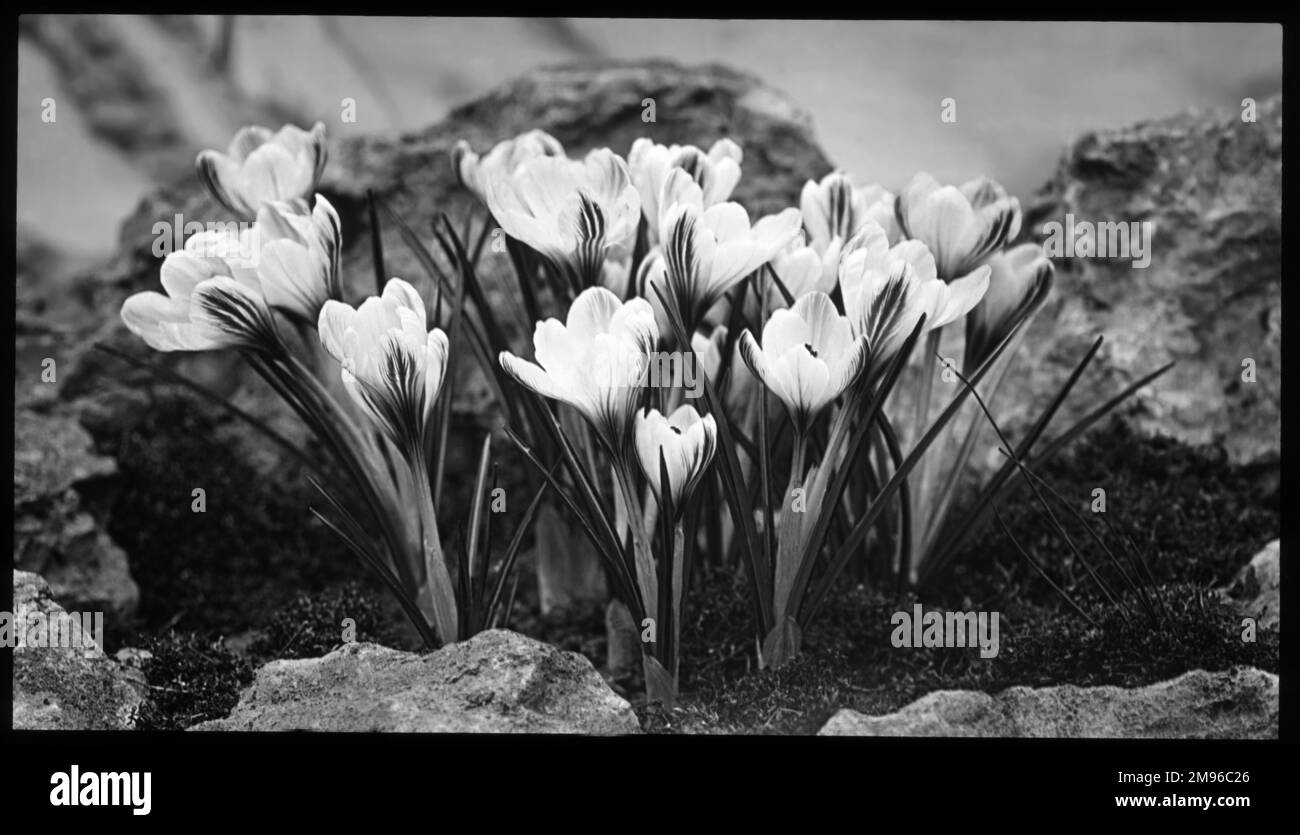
91,395,1279,734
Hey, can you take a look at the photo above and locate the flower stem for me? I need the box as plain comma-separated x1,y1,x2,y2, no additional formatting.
409,452,460,645
614,463,659,644
909,327,943,572
789,430,808,489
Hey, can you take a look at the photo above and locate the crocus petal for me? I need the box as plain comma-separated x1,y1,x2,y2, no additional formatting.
196,122,328,220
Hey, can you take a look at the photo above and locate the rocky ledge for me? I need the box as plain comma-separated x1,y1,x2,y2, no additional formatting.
193,629,640,734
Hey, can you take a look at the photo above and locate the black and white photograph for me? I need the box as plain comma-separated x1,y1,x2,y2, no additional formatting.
7,13,1287,815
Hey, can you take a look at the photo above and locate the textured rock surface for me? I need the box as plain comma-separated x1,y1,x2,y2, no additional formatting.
819,667,1277,739
194,629,640,733
1222,539,1279,630
13,409,138,619
13,570,146,730
1002,95,1281,467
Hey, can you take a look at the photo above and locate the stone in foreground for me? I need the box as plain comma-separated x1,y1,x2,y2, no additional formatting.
13,570,146,730
819,668,1276,739
194,629,640,734
1222,539,1279,631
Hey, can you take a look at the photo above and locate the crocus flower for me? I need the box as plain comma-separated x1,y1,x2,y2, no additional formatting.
254,195,342,322
197,123,327,220
802,170,900,251
634,405,718,511
499,286,658,454
317,279,449,454
453,129,566,207
690,324,727,383
738,291,868,435
964,242,1054,373
121,251,278,353
658,168,802,333
486,148,641,292
769,234,836,302
896,172,1022,280
628,137,743,243
839,222,990,364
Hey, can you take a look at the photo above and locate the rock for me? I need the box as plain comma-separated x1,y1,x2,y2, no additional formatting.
1003,95,1280,467
193,629,640,734
13,409,138,619
1222,539,1279,630
14,408,116,503
12,570,146,730
819,667,1277,739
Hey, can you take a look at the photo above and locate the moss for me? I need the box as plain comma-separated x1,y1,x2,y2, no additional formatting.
248,582,415,661
646,423,1279,734
939,418,1278,610
651,574,1276,734
92,393,369,636
134,631,253,731
89,387,1275,735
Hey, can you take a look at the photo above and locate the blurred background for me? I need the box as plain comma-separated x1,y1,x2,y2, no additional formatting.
17,16,1282,278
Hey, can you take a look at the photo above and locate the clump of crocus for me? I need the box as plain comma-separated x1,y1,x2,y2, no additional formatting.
120,116,1171,708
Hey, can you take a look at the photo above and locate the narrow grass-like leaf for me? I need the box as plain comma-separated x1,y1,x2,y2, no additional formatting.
486,477,551,628
801,317,1024,627
948,360,1130,618
308,476,439,647
923,349,1175,583
990,501,1099,628
920,335,1105,581
366,189,386,295
465,434,493,590
651,281,772,634
375,197,454,298
93,343,327,482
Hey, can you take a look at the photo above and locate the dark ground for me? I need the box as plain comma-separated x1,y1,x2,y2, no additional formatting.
82,393,1278,734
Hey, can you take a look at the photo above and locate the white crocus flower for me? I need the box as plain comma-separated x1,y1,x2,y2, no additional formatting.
175,196,341,323
802,170,900,252
839,222,990,365
690,324,727,383
769,233,836,302
628,137,743,243
452,129,566,207
255,195,342,322
634,405,718,511
499,286,658,454
964,242,1054,373
317,279,449,454
658,168,802,333
197,122,327,220
738,291,868,436
486,149,641,292
179,223,261,285
897,172,1022,280
121,251,278,353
